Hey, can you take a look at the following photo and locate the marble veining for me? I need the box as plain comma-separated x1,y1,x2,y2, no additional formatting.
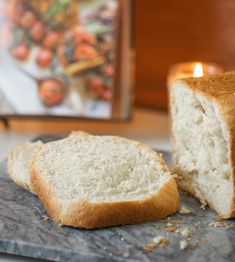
0,145,235,261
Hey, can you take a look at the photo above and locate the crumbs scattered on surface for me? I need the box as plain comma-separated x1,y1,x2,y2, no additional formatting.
142,236,169,253
161,222,179,232
165,227,179,233
161,225,179,233
142,243,158,252
200,202,207,210
180,240,188,250
153,236,169,247
209,222,235,228
159,238,169,247
180,228,192,238
179,206,191,215
169,220,183,225
42,215,50,221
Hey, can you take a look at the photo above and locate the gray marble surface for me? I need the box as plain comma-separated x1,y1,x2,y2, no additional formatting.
1,148,235,262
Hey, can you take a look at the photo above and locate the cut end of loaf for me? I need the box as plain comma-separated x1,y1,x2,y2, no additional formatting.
31,134,179,228
171,80,234,218
8,141,43,194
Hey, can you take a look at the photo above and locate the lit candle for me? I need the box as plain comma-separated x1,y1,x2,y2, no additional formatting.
193,63,203,77
167,61,223,87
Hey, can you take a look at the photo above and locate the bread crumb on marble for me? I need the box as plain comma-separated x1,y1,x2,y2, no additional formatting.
179,206,191,215
180,240,188,250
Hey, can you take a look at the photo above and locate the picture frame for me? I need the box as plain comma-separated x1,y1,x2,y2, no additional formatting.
0,0,133,122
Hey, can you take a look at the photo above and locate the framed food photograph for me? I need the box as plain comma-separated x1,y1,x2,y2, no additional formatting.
0,0,133,121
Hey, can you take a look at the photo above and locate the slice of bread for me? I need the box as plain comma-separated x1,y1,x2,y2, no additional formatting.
7,131,89,194
8,141,43,194
31,134,179,228
170,71,235,219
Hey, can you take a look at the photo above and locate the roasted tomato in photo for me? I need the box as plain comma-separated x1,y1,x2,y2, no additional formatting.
12,44,29,61
103,64,114,77
36,49,52,69
20,11,36,28
74,45,97,61
72,27,96,45
31,21,45,41
39,80,65,107
90,77,106,96
43,31,62,49
102,89,112,101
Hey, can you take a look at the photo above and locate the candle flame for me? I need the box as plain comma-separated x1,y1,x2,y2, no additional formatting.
193,63,203,77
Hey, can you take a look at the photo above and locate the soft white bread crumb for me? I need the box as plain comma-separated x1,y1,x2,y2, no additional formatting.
153,236,165,244
170,73,235,219
180,240,188,250
179,206,191,215
152,236,169,247
180,228,192,238
8,141,43,194
31,134,179,228
7,131,89,194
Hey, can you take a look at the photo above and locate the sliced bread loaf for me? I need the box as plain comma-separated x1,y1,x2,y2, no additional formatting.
170,71,235,219
8,141,43,194
7,131,89,194
31,134,179,228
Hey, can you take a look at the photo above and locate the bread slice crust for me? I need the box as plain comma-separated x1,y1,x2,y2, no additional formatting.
8,144,28,190
8,143,43,194
170,71,235,219
31,165,179,229
31,136,179,229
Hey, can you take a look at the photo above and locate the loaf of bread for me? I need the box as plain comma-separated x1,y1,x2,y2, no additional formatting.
170,71,235,219
31,134,179,228
8,141,43,194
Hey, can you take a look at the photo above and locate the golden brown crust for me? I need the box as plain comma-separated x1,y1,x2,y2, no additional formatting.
31,165,179,228
172,71,235,218
30,136,179,229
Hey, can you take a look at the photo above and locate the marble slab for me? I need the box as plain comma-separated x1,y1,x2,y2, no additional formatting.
0,138,235,261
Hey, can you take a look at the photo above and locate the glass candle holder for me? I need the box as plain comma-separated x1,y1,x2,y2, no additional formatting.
167,61,223,87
